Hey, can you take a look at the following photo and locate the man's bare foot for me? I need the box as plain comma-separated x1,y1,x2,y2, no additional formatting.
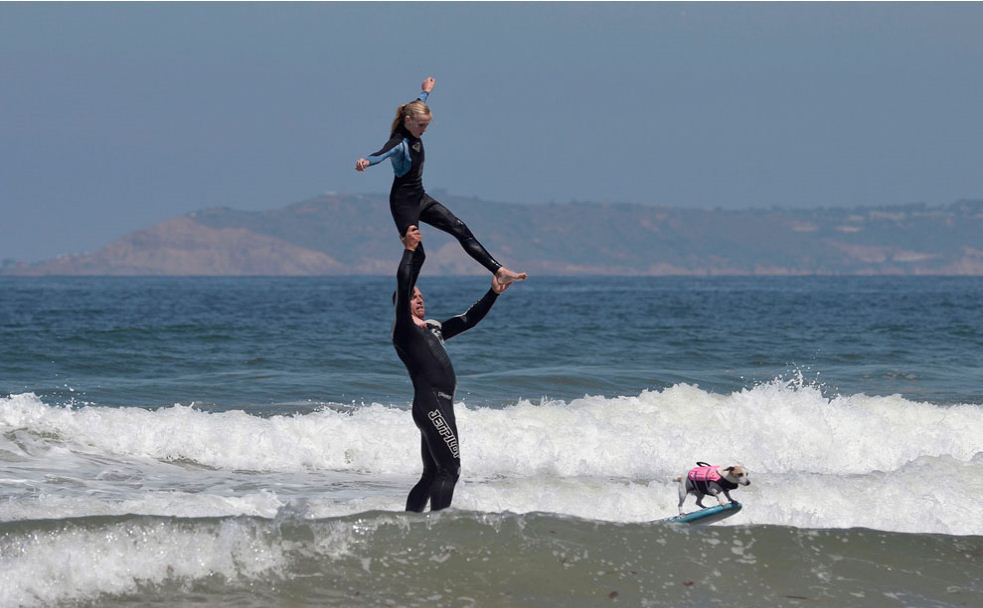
495,267,528,286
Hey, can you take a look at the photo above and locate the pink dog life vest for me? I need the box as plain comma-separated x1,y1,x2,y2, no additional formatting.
687,464,738,492
688,465,722,484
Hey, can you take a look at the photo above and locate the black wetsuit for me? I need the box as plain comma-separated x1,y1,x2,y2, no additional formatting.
365,91,503,275
393,246,499,511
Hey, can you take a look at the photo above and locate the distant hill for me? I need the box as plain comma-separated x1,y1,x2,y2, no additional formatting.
4,194,983,276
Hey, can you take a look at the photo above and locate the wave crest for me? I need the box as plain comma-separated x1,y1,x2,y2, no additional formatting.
4,383,980,477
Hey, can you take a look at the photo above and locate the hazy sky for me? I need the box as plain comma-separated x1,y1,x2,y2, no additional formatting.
3,3,982,261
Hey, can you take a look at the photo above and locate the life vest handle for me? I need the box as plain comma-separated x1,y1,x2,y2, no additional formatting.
695,461,711,467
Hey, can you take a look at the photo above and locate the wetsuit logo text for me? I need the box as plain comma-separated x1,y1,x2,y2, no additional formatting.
428,410,459,458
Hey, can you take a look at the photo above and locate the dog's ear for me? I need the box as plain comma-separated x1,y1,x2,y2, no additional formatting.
724,466,734,473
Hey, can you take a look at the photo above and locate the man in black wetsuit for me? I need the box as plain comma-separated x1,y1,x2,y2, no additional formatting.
393,226,511,512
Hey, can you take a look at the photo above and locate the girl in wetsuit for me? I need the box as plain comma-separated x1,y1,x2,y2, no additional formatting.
356,77,526,286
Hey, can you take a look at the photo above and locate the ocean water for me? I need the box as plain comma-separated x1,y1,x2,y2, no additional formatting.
1,275,982,607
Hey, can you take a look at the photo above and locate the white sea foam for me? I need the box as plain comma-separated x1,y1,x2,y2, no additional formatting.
2,384,980,477
0,490,287,521
452,453,983,536
0,517,287,606
0,513,413,607
2,386,982,535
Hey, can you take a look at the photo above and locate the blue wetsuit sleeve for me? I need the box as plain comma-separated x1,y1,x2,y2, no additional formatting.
395,247,426,333
365,90,427,167
365,134,404,167
440,289,498,341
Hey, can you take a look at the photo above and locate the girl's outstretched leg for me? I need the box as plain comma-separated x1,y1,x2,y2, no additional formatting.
419,197,527,282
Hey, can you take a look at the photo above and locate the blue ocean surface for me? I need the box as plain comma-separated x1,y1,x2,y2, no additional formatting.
2,276,982,607
3,276,982,409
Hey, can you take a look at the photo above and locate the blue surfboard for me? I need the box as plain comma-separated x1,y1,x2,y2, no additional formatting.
665,501,742,525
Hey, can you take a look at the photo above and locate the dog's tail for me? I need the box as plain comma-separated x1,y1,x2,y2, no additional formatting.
673,476,682,482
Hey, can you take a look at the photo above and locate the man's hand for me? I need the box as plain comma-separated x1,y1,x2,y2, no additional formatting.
355,158,370,172
492,274,512,294
421,76,436,94
402,225,422,251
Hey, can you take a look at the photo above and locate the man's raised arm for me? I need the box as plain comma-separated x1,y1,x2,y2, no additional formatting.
440,275,510,341
394,227,425,332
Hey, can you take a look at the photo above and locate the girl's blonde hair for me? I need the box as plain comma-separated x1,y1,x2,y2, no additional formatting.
390,100,431,135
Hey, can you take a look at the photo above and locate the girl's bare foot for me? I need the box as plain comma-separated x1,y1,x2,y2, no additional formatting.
495,267,528,286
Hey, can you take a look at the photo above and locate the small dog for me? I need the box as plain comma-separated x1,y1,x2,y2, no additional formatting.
676,461,750,514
